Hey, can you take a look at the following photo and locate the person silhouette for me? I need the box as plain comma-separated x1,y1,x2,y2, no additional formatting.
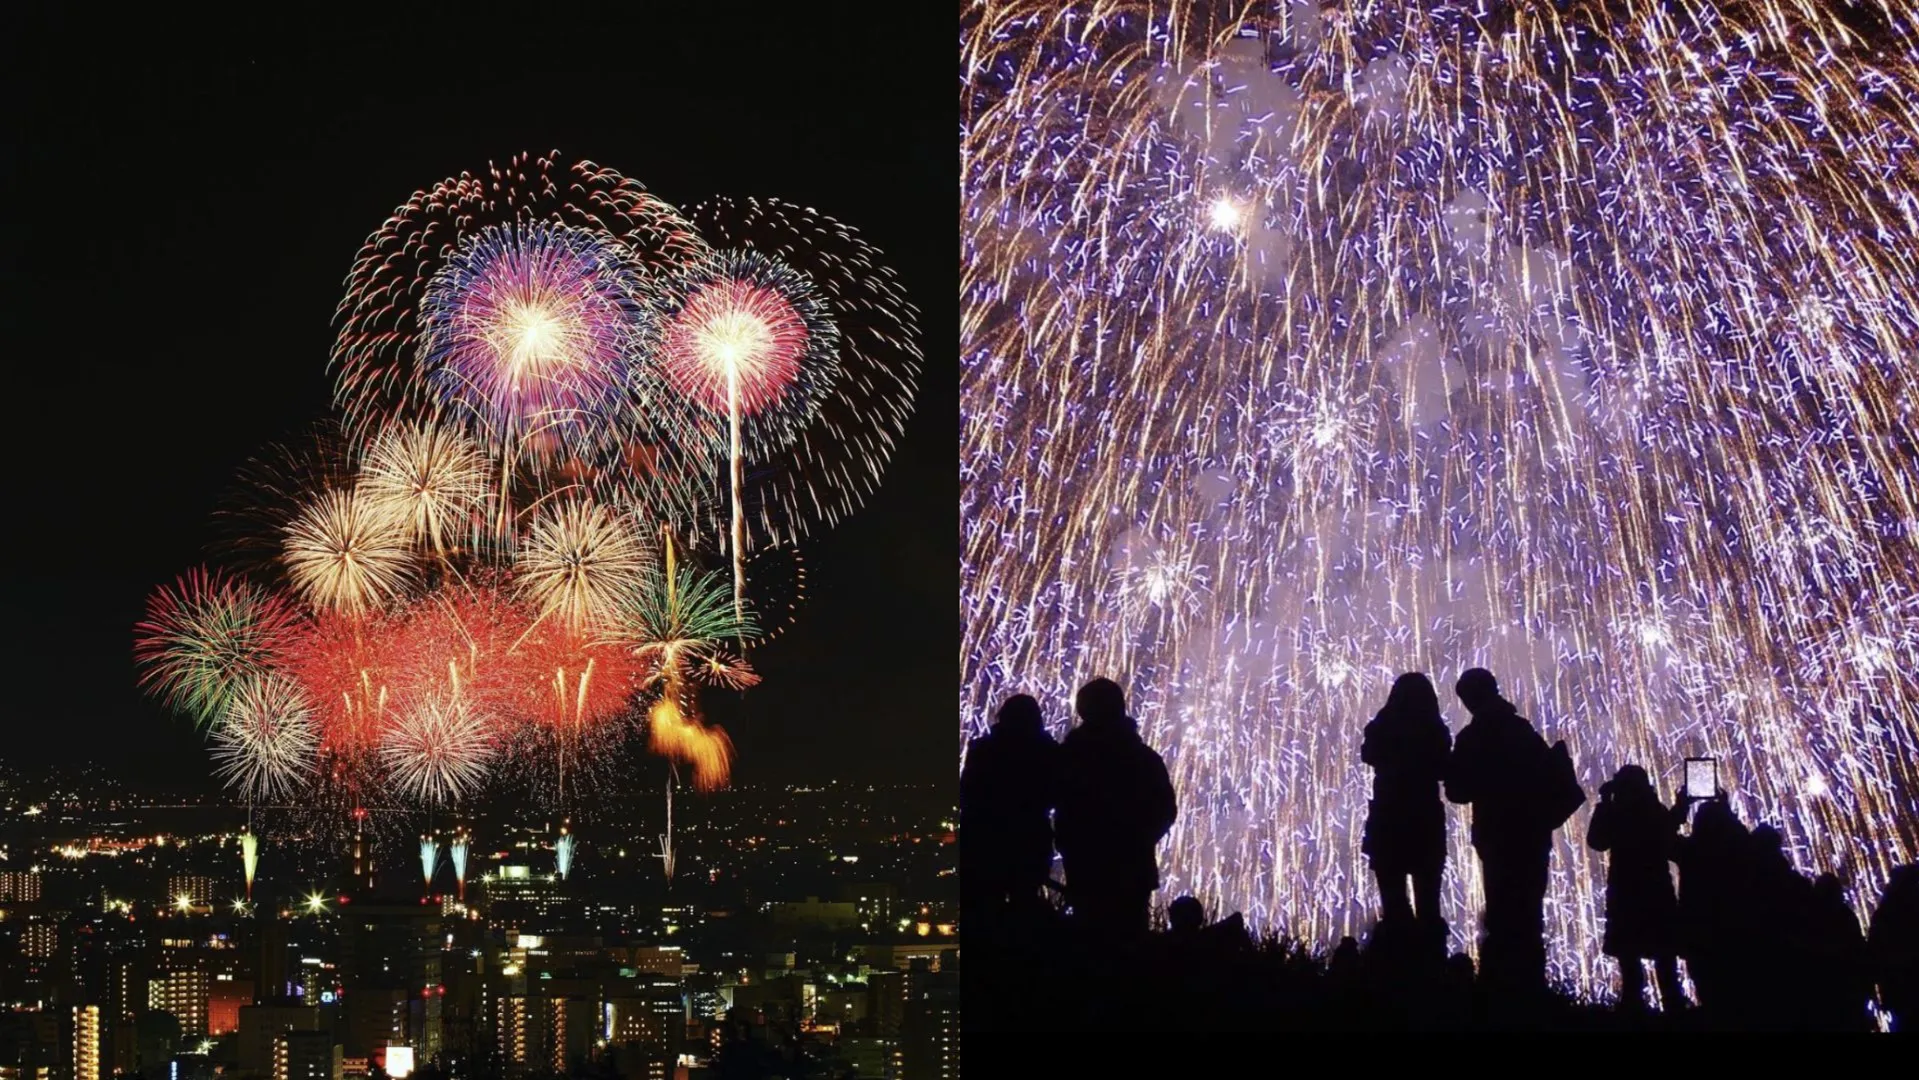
1444,667,1569,995
1747,822,1818,1028
1167,895,1206,936
1054,677,1177,942
1805,872,1871,1032
960,694,1062,928
1360,672,1453,949
1868,862,1919,1032
1675,797,1755,1024
1586,764,1687,1012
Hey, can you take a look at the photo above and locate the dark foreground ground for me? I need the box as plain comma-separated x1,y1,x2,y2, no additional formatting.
967,906,1886,1033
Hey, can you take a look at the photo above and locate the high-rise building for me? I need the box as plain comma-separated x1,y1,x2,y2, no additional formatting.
238,1005,323,1077
841,1035,895,1080
259,916,292,1001
496,995,533,1075
20,922,56,959
480,866,570,935
338,902,444,1059
273,1031,342,1080
167,876,216,909
71,1005,101,1080
606,985,684,1056
148,969,211,1037
898,979,958,1080
0,871,40,903
868,971,904,1039
104,951,143,1076
629,946,684,978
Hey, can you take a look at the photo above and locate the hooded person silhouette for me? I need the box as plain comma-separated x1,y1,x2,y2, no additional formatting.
1587,764,1688,1011
961,694,1062,929
1054,678,1176,941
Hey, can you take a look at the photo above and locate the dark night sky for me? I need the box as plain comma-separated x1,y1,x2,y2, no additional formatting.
1,10,955,788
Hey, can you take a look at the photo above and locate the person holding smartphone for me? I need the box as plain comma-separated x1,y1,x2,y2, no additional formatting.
1587,764,1690,1013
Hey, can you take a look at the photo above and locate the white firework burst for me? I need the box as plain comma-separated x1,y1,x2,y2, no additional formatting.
283,489,416,616
211,675,319,803
358,421,489,557
380,694,496,806
515,499,652,634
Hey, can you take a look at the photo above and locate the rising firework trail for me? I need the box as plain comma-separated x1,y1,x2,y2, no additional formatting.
962,0,1919,993
420,836,439,891
240,831,259,901
555,825,575,881
450,834,470,899
658,249,839,618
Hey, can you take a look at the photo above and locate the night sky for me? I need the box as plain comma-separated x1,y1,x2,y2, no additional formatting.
2,11,955,788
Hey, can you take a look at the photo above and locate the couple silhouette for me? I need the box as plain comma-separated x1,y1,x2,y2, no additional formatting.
1364,668,1583,991
960,678,1174,941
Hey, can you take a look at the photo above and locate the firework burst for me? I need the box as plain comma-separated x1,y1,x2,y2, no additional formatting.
284,489,416,617
515,499,652,635
381,693,497,806
358,421,489,559
962,0,1919,993
134,569,300,728
675,196,922,553
210,675,319,803
332,151,710,523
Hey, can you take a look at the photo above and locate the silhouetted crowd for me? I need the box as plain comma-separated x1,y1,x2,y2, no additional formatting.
961,668,1919,1032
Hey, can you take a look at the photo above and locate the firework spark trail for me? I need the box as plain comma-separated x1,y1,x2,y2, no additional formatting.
962,0,1919,994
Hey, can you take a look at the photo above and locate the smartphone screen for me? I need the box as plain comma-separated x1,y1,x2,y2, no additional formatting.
1684,757,1718,800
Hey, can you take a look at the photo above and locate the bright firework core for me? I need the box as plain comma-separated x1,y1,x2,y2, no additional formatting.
1207,195,1244,232
420,222,649,434
661,278,808,416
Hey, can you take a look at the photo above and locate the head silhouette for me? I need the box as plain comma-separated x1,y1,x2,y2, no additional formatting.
1454,668,1500,711
1168,895,1205,933
1814,872,1844,906
1075,678,1127,724
1609,764,1652,794
1383,672,1440,720
995,694,1043,734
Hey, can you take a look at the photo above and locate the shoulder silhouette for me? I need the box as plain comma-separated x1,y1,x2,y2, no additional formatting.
1055,677,1176,942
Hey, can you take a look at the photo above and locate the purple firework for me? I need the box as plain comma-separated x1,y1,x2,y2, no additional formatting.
417,221,657,475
